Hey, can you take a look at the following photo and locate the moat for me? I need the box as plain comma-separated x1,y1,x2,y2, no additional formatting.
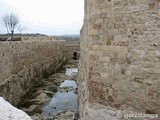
19,60,79,120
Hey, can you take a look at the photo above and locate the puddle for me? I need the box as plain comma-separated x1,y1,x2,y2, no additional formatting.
60,80,77,88
42,88,78,116
42,68,78,117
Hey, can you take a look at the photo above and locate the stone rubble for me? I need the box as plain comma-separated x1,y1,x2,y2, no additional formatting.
0,97,32,120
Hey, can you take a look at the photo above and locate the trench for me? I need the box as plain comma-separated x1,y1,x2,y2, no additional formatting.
19,60,79,120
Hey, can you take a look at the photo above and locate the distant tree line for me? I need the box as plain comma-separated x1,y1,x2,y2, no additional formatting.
55,34,80,41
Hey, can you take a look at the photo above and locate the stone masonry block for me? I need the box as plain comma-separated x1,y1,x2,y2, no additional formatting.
91,45,101,51
88,29,98,35
99,57,111,62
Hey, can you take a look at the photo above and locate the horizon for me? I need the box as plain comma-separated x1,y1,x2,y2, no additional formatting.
0,0,84,35
0,33,80,36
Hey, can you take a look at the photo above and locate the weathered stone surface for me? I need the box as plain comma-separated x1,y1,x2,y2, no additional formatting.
0,97,32,120
65,42,80,60
78,0,160,119
0,40,66,106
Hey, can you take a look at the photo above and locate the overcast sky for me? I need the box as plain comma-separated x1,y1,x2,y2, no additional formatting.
0,0,84,35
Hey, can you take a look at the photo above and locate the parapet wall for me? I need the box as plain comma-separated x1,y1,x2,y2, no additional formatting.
65,42,80,60
78,0,160,119
21,36,54,41
0,40,66,106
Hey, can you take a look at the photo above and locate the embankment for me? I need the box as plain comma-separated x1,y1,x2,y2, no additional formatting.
0,40,66,106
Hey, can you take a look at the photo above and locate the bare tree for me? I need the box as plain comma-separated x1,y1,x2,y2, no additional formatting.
2,13,19,40
17,25,26,34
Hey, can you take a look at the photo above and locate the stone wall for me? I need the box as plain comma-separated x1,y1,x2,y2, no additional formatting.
21,36,54,41
65,42,80,60
0,40,66,106
78,0,160,119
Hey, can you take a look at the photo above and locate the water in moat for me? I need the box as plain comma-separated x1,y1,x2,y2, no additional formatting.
19,61,79,120
43,79,78,117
